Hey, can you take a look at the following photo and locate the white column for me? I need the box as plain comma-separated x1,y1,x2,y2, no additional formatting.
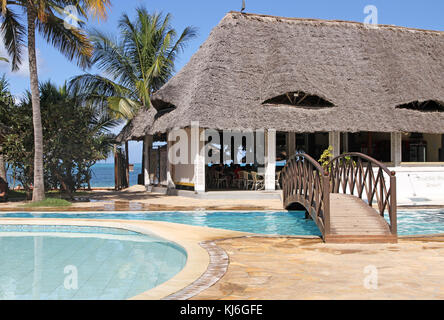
286,132,296,158
329,131,341,157
144,135,152,190
265,129,276,191
191,122,205,193
166,136,175,189
391,132,402,166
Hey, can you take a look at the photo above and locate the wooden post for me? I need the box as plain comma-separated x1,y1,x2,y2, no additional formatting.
391,132,402,166
141,139,145,185
343,133,349,153
157,146,161,187
323,171,331,236
114,144,118,190
144,135,152,189
390,172,397,235
125,141,130,188
286,132,296,158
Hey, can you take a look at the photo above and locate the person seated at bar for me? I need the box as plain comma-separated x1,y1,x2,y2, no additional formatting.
0,177,8,202
233,164,241,179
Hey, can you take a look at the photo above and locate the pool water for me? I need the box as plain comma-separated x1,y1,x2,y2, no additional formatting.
391,209,444,235
0,209,443,237
1,211,322,236
0,225,187,300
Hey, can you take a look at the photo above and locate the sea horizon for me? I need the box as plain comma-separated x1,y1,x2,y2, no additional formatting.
6,162,143,189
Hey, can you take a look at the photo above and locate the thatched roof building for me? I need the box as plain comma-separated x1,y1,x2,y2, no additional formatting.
119,11,444,142
117,108,156,142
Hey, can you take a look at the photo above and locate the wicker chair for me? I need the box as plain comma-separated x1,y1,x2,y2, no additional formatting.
275,171,282,190
232,172,243,189
214,171,228,189
250,172,264,190
242,171,253,190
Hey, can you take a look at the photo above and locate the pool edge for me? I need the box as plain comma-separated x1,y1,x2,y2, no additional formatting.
0,218,247,300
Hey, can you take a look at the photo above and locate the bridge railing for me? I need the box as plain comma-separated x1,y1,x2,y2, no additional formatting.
327,152,397,235
281,153,331,236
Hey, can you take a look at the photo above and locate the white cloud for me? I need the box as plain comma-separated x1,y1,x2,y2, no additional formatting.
0,35,46,78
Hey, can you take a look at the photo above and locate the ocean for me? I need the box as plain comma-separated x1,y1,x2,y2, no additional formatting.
88,163,142,188
6,163,142,189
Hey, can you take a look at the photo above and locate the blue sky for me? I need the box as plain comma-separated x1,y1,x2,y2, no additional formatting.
1,0,443,163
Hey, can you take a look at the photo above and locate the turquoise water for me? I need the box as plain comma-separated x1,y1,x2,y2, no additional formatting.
0,209,443,236
386,209,444,235
88,163,141,187
0,225,186,300
0,211,322,236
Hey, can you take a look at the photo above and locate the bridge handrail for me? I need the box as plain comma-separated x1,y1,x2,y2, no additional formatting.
329,152,393,176
281,153,331,236
327,152,397,235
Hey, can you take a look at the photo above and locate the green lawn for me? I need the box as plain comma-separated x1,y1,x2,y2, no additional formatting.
23,198,72,208
8,189,91,200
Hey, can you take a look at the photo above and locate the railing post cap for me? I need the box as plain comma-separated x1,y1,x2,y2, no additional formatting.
391,171,396,176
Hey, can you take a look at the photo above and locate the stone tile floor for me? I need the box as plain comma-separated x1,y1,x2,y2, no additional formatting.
1,185,284,212
192,236,444,300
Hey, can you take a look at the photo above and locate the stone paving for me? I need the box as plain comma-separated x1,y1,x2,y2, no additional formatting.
192,236,444,300
2,186,444,300
1,185,283,211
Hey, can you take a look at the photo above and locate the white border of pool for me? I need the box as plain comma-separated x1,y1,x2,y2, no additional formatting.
0,218,248,300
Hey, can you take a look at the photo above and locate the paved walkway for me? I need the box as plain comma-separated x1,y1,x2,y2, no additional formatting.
193,236,444,300
1,185,284,211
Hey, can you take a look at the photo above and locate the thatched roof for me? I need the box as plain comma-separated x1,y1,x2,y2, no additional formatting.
116,107,156,142
121,11,444,141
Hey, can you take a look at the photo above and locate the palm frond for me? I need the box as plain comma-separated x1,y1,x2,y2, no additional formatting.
0,7,25,71
36,12,93,69
107,96,140,120
88,29,137,89
84,0,111,21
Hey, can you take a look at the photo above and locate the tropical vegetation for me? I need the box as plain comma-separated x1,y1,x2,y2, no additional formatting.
0,5,193,200
0,0,111,201
0,80,117,199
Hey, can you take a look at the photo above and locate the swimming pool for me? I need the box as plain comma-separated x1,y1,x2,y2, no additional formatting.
1,209,443,236
0,225,187,300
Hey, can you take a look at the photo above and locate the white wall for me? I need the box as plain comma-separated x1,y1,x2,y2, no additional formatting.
390,167,444,205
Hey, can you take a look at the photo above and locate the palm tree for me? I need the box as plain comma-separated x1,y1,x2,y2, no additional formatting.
0,74,14,182
0,0,111,201
69,7,196,120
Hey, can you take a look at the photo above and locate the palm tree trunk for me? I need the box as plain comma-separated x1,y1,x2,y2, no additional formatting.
27,6,45,201
0,146,6,181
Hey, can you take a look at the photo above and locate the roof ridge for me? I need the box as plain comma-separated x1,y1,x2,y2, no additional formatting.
226,11,444,35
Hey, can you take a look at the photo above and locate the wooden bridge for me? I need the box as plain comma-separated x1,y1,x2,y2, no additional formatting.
281,152,397,243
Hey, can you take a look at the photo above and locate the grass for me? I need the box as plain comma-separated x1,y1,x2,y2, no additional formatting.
23,198,72,208
8,189,92,200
